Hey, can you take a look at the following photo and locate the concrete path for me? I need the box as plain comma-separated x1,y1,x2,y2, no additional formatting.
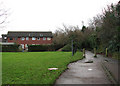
55,51,111,84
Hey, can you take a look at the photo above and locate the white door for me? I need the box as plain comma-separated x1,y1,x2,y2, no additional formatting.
21,44,24,49
25,44,28,50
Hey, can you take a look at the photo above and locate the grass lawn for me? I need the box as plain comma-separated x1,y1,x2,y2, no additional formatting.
2,51,83,84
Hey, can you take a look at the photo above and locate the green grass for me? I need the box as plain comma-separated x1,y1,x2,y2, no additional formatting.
112,52,120,60
2,51,83,84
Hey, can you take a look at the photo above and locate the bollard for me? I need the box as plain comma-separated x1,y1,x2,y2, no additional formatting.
94,48,97,57
106,48,108,57
83,48,85,58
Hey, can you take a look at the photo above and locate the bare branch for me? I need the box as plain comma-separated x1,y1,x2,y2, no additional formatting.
0,1,9,29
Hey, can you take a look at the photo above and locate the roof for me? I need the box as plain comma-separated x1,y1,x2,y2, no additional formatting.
6,31,53,37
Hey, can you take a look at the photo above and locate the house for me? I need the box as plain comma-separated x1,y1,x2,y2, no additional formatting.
2,31,53,50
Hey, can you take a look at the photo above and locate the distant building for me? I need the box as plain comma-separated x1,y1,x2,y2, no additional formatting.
2,31,53,50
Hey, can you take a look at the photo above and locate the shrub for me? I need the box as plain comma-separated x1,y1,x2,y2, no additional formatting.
62,44,71,51
0,44,1,52
28,44,64,52
2,45,20,52
112,52,120,60
28,45,48,52
53,44,64,51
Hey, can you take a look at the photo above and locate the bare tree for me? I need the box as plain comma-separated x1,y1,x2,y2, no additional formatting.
0,2,9,29
88,14,103,30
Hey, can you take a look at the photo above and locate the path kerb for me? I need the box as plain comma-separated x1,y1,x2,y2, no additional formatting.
101,57,119,84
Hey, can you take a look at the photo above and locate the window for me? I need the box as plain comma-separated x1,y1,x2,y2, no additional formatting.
43,37,46,40
47,37,51,40
32,37,36,40
26,37,29,40
10,38,13,40
37,37,40,40
21,37,25,40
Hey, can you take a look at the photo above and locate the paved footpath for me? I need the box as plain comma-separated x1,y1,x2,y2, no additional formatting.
55,51,112,84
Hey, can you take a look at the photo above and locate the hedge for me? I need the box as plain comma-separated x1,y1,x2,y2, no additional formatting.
2,45,20,52
28,44,64,52
62,44,77,54
62,44,72,52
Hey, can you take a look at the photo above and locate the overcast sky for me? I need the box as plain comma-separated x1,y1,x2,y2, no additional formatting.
0,0,119,37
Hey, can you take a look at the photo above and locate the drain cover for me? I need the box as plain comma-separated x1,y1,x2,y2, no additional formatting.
88,68,92,71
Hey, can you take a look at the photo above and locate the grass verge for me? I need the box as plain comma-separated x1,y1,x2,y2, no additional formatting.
2,51,83,84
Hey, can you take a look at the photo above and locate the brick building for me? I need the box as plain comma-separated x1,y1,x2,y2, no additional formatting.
2,31,53,50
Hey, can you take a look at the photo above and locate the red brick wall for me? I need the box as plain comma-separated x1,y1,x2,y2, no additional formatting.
7,37,52,49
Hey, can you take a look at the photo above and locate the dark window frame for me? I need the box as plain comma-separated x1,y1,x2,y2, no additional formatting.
9,38,13,40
